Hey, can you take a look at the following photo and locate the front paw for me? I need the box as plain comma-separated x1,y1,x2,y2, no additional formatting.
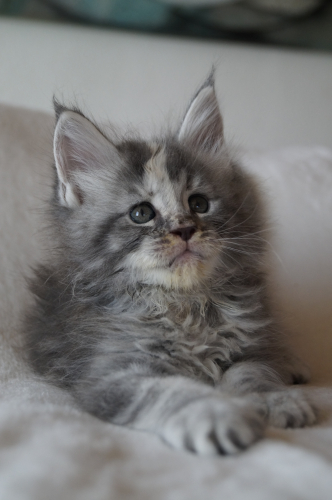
161,396,266,456
264,388,317,428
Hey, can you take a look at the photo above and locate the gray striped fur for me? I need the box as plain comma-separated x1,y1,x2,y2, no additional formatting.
25,77,316,455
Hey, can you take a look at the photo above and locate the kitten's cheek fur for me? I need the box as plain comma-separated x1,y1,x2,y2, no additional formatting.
161,396,266,456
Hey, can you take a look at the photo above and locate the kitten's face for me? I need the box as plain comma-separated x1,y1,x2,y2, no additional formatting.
52,80,263,292
110,141,226,289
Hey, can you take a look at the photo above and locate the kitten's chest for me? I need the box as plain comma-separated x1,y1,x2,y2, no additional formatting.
136,304,250,384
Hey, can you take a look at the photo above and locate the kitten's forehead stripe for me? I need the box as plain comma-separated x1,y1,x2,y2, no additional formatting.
144,145,167,178
165,141,203,193
117,140,152,180
164,142,184,182
143,147,179,215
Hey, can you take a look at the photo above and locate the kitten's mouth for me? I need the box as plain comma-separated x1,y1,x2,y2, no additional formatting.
168,248,202,268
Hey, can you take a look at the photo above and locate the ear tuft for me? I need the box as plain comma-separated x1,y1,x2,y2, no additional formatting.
53,97,67,122
202,66,216,89
178,70,224,154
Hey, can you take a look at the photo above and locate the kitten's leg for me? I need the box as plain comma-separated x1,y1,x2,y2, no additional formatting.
75,364,266,456
218,361,317,428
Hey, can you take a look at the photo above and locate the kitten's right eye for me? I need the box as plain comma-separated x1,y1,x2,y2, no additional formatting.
188,194,209,214
130,203,156,224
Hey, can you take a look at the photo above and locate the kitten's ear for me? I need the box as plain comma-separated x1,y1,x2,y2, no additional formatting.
53,103,118,208
178,74,224,154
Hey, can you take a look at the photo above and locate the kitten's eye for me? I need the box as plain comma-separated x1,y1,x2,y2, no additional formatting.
188,194,209,214
130,203,156,224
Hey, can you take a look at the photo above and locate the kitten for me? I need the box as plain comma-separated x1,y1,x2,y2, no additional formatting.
25,74,316,455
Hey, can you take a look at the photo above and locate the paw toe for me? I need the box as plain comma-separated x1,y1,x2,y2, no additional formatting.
266,389,317,429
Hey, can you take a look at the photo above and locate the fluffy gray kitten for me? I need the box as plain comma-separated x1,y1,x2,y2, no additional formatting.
25,75,316,455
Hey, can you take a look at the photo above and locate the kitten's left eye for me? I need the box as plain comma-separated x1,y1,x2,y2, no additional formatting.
130,203,156,224
188,194,209,214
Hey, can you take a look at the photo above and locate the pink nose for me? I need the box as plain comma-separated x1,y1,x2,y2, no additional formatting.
170,226,196,242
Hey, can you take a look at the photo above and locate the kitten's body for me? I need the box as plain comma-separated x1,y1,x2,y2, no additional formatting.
25,77,315,455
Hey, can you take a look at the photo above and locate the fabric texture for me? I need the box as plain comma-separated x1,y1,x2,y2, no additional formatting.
0,103,332,499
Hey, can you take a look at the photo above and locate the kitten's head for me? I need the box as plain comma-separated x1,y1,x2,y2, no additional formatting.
52,76,264,293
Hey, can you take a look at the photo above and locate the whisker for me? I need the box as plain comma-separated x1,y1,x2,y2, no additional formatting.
222,246,261,258
220,204,259,234
219,193,251,230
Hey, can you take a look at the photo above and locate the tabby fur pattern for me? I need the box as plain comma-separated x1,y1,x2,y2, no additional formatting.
25,75,316,455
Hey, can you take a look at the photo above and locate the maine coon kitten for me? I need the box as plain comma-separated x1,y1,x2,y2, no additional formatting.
25,75,316,455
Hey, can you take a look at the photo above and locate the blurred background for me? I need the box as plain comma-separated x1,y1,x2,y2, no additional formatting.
1,0,332,50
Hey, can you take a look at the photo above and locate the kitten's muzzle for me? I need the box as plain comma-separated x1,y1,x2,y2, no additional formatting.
170,226,196,242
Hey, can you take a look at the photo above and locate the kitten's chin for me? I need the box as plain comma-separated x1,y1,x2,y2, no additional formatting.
169,249,201,268
126,253,217,290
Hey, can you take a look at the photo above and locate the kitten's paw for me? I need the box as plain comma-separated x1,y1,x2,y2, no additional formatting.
162,397,266,456
265,388,317,428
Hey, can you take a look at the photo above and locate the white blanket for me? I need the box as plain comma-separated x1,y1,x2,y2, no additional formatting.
0,103,332,500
